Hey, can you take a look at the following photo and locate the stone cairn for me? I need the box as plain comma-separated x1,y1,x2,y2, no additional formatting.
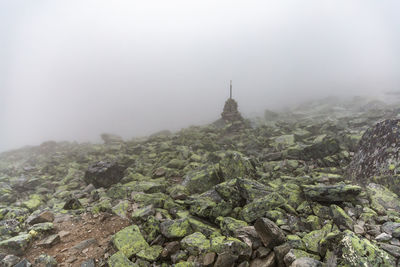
221,80,243,122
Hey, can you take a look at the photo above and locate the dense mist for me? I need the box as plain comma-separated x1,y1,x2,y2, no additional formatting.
1,0,400,152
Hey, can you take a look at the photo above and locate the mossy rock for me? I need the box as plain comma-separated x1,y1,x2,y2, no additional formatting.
218,151,256,180
160,218,193,239
216,216,247,235
112,225,149,258
22,194,43,211
0,233,32,256
240,192,286,223
287,235,306,250
182,164,223,194
108,251,137,267
142,216,160,243
132,193,168,208
302,182,361,203
180,232,210,256
92,197,112,214
302,223,332,254
330,204,354,230
131,205,155,222
188,217,221,238
210,235,251,258
136,245,163,262
112,200,130,219
28,222,54,234
367,183,400,214
322,230,395,266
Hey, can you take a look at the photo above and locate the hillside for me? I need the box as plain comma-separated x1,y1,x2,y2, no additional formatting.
1,96,400,266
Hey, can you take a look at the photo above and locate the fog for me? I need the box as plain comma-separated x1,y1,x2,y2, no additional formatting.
1,0,400,152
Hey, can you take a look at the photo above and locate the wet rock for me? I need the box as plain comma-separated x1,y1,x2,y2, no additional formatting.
84,161,126,188
26,210,54,225
112,225,149,258
37,234,60,248
0,234,32,256
160,218,193,239
254,217,286,248
302,183,361,203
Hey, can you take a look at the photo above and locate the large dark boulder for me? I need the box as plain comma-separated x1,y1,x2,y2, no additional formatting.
83,161,126,188
347,119,400,193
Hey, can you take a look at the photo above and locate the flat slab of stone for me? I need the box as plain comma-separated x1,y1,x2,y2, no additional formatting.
0,234,32,256
38,234,60,248
302,183,361,202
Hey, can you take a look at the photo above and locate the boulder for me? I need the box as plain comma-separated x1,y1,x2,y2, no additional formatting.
367,183,400,214
84,161,126,188
180,232,210,256
160,218,193,239
254,218,286,248
112,225,149,258
26,211,54,225
108,251,136,267
0,234,32,256
182,164,223,194
241,193,286,223
348,119,400,192
302,183,361,203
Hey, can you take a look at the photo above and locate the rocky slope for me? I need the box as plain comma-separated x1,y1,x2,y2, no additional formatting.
1,96,400,266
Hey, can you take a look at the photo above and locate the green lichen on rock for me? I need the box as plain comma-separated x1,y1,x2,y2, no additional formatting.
160,218,193,239
337,230,394,266
136,245,163,262
210,235,251,257
0,233,32,256
367,183,400,214
180,232,210,255
302,182,361,203
302,223,331,253
183,164,223,194
22,194,43,211
216,216,247,235
112,200,130,219
112,225,149,258
108,251,137,267
330,204,354,230
240,192,286,222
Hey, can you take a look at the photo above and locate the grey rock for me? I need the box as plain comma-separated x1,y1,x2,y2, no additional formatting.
254,218,286,248
84,161,126,188
37,234,60,248
380,243,400,258
214,252,238,267
14,259,32,267
250,251,276,267
1,254,20,267
290,257,323,267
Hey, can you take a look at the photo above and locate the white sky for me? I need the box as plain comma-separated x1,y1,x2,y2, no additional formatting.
1,0,400,151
